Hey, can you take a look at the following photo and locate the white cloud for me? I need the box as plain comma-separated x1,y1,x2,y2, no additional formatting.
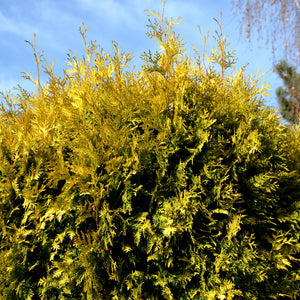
75,0,150,30
0,11,37,38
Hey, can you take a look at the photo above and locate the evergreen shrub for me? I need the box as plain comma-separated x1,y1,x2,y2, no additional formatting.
0,5,299,299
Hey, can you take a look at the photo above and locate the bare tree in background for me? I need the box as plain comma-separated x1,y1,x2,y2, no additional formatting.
231,0,300,123
231,0,300,66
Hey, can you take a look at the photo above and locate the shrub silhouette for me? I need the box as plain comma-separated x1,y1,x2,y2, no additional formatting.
0,4,299,300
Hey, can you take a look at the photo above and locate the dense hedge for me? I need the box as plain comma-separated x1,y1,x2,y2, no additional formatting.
0,6,299,300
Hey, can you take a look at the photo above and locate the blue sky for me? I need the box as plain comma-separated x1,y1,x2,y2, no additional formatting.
0,0,283,109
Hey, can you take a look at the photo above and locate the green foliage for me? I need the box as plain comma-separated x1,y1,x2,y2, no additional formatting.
0,4,300,300
275,60,300,124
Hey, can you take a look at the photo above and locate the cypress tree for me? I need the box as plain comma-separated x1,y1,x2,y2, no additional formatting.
275,60,300,124
0,4,299,299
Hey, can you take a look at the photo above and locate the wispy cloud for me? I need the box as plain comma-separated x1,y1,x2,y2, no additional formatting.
0,11,37,38
75,0,143,29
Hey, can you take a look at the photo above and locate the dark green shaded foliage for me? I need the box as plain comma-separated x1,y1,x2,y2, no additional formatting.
275,60,300,124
